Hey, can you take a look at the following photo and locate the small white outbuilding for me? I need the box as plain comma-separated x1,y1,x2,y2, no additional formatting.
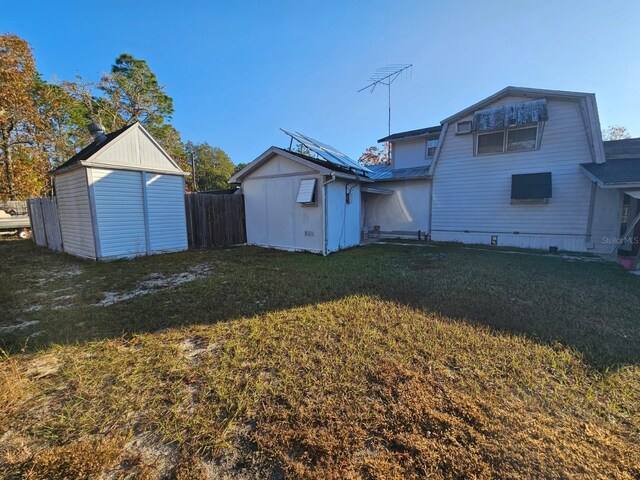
50,122,189,260
229,135,372,255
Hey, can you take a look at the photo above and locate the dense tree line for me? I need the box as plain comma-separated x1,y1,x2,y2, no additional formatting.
0,33,234,200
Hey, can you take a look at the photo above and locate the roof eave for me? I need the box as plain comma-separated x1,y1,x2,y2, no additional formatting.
229,146,371,184
370,175,431,183
377,132,440,143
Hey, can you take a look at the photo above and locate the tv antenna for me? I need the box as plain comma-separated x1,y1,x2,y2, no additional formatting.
358,64,412,141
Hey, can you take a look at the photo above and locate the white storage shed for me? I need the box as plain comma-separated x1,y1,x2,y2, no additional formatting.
50,122,189,260
229,141,371,255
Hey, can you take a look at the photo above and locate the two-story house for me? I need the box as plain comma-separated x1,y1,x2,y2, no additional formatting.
365,86,639,255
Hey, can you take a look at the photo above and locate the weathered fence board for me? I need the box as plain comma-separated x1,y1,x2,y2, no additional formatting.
27,199,47,247
27,198,63,251
185,193,246,248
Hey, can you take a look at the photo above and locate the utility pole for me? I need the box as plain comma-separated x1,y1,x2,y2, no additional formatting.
190,150,197,192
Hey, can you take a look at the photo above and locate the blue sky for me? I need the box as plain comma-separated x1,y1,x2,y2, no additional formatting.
4,0,640,164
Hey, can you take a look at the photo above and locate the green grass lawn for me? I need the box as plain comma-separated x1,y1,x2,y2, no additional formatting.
1,239,639,479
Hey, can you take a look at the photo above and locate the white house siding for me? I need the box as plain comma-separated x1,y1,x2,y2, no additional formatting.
91,168,147,258
431,98,594,251
242,155,324,253
326,180,361,253
589,187,622,254
392,139,427,169
144,173,188,253
363,180,430,235
92,127,182,173
54,169,96,259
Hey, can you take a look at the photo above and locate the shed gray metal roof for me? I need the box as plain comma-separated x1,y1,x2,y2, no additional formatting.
604,138,640,159
367,165,431,182
378,125,442,143
581,158,640,187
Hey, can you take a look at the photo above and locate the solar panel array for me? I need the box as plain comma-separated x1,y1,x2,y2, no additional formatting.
281,129,372,174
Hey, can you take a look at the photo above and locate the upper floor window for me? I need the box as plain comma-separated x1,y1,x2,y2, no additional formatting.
426,139,438,158
476,124,539,155
507,126,537,151
456,121,472,134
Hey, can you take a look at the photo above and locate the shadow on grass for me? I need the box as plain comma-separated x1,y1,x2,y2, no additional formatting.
1,239,639,370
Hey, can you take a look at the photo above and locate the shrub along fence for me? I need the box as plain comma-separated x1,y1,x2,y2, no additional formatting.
184,192,246,248
27,197,63,251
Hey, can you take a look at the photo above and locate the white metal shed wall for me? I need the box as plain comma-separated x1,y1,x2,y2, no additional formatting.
144,173,188,253
326,180,361,253
90,168,147,258
243,173,324,253
54,169,96,259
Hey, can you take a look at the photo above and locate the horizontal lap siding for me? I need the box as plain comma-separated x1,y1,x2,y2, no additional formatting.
93,127,182,173
54,169,96,258
145,174,188,253
393,139,428,169
91,168,147,258
432,99,593,251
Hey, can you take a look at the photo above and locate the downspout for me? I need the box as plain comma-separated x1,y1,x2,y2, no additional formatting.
322,173,337,255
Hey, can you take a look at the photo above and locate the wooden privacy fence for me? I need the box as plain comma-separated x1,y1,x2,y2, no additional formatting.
27,197,63,251
185,193,246,248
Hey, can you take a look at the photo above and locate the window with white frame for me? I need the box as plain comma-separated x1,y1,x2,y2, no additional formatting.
456,121,472,134
426,138,438,158
476,124,539,155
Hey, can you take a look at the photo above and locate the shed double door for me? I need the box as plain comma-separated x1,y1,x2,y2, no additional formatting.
91,169,187,258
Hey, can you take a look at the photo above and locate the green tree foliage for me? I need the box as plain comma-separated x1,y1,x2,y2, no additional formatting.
0,33,225,199
233,162,248,175
187,142,234,191
100,54,174,132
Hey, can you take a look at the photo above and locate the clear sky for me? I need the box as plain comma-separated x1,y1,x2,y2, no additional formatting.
4,0,640,165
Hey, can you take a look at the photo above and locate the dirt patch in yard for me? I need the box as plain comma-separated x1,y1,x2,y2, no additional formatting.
0,320,39,334
94,264,213,307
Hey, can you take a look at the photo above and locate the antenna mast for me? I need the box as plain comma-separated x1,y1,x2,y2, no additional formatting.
358,64,412,143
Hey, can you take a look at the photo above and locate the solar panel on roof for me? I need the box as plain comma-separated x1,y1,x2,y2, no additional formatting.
281,129,372,174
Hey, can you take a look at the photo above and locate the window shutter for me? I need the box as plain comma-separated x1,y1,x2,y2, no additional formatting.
296,178,317,204
511,172,552,200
